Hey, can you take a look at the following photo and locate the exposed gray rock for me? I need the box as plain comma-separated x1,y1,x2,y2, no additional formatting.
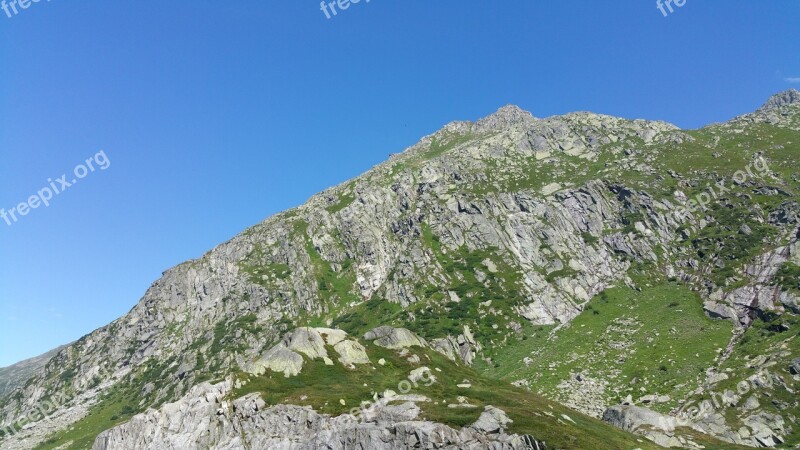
0,346,67,399
247,346,304,377
471,406,513,434
284,327,330,360
332,340,370,366
92,381,545,450
602,405,697,448
430,325,482,365
603,405,684,433
408,367,436,385
364,326,427,350
246,328,369,377
758,89,800,112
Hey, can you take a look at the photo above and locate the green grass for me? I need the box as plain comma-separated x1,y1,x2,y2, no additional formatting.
478,282,734,414
422,132,475,160
240,261,292,286
686,201,778,286
681,313,800,444
774,262,800,292
34,386,140,450
326,192,356,214
330,298,404,336
232,341,669,450
28,103,800,450
209,314,264,359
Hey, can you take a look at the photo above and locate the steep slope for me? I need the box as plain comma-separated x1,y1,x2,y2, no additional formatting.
0,90,798,449
0,347,67,400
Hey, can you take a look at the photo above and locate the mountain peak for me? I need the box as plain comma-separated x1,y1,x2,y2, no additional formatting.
758,88,800,112
476,104,537,130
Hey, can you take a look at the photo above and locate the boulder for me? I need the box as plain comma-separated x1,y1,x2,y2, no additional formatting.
333,340,370,366
364,326,427,349
789,358,800,375
247,346,304,378
246,328,368,377
471,406,513,434
602,405,682,432
408,367,436,385
284,327,329,360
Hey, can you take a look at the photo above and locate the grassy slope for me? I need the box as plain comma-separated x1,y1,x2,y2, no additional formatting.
34,389,135,450
477,282,734,415
233,341,669,450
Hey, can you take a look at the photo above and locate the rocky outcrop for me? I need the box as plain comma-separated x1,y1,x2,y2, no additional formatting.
603,405,685,433
471,406,514,434
245,328,369,377
430,325,482,365
602,405,695,448
0,100,693,444
247,346,304,377
0,346,67,399
364,327,427,350
92,381,546,450
758,89,800,112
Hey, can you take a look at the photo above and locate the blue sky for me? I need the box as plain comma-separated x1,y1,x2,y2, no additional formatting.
1,1,798,367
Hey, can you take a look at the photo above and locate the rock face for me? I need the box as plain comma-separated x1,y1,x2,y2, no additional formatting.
471,406,514,434
364,326,427,350
603,405,684,433
245,328,369,377
92,381,546,450
758,88,800,112
0,346,66,399
430,326,482,365
603,405,693,448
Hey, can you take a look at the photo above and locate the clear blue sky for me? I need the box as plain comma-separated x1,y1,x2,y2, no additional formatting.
1,1,798,367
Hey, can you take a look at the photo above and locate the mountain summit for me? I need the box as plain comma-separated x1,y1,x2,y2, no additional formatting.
758,88,800,111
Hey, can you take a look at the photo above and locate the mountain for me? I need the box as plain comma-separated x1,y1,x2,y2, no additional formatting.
0,347,67,400
1,90,798,449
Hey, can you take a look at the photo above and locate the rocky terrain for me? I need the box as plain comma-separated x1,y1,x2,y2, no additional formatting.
1,90,798,449
0,347,66,400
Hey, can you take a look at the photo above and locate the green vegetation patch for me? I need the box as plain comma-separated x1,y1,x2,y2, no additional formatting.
478,282,734,414
326,192,356,214
774,262,800,292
